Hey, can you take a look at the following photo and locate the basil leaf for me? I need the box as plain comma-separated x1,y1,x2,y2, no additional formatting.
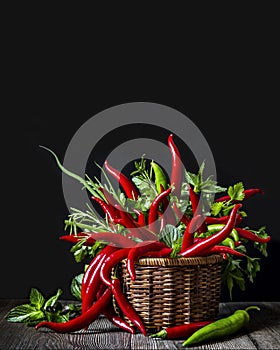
44,288,63,310
70,273,83,301
29,288,45,310
5,304,43,323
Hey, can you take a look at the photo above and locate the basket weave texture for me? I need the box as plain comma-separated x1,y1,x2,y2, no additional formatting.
117,254,223,331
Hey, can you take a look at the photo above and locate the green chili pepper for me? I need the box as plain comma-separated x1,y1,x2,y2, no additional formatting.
151,161,168,194
183,306,260,347
221,237,235,249
207,224,239,242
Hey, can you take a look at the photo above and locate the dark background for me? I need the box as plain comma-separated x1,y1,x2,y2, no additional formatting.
2,11,279,303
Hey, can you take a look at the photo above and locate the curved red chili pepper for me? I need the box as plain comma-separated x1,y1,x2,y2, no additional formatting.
148,187,172,233
102,297,135,334
168,134,183,198
88,232,137,248
91,196,119,221
111,278,147,336
132,208,146,226
181,215,204,252
207,245,246,257
235,227,271,243
180,204,242,257
35,287,112,333
142,246,172,258
82,246,119,314
127,241,167,280
104,160,139,200
205,214,242,225
100,248,131,288
59,233,95,246
188,185,207,233
215,188,264,203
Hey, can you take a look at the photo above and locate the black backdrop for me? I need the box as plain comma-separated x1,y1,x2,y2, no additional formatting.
2,16,279,303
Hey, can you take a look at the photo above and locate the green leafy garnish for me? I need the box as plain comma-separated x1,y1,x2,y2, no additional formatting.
5,287,81,326
159,224,182,249
228,182,245,202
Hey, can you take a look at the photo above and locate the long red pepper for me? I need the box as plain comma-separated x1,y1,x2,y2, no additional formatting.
127,241,167,280
181,215,204,252
188,185,207,233
148,187,172,232
111,278,147,336
104,160,139,200
100,248,131,288
102,298,135,334
151,321,213,339
205,214,242,225
82,246,119,314
132,209,146,226
168,134,183,198
91,196,119,221
215,188,264,203
60,233,95,246
180,204,242,257
35,288,112,333
207,245,246,257
235,227,271,243
142,247,172,258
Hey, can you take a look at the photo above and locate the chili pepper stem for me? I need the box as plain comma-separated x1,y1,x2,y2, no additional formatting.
245,306,260,312
150,329,167,339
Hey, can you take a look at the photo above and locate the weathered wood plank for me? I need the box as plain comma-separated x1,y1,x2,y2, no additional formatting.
1,300,279,350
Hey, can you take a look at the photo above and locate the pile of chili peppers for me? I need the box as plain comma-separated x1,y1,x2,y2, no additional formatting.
35,134,271,336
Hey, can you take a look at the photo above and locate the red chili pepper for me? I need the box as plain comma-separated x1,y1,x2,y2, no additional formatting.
88,232,137,248
180,204,242,257
181,215,204,252
132,208,146,226
235,227,271,243
142,246,172,258
111,278,147,336
102,298,135,334
168,134,183,198
59,233,94,245
205,214,242,225
100,248,131,288
35,287,112,333
127,241,167,280
104,160,139,200
148,187,172,233
188,185,207,233
207,245,246,257
91,196,119,222
151,320,213,339
82,246,119,314
215,188,264,203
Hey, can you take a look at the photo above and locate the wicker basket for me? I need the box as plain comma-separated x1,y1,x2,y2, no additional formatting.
115,254,223,331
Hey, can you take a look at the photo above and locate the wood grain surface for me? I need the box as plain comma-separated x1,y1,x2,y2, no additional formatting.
0,300,279,349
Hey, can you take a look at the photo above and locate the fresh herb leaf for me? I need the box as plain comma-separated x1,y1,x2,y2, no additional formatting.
228,182,245,201
211,202,224,216
170,237,183,258
5,304,43,323
44,289,63,310
70,273,83,301
29,288,45,310
245,256,261,283
131,177,157,210
159,224,182,248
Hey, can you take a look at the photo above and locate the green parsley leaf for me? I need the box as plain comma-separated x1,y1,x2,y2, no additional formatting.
228,182,245,201
211,202,224,216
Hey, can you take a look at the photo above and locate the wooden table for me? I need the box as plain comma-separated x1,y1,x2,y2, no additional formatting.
0,300,279,349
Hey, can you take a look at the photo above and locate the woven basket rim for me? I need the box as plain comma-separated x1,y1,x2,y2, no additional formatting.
133,254,223,266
